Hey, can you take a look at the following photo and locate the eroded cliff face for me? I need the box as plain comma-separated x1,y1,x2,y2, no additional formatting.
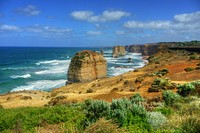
125,44,168,56
113,46,126,58
67,50,107,83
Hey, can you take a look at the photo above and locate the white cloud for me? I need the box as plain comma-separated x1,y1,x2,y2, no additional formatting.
124,20,172,29
0,24,20,31
87,31,102,35
71,10,130,22
174,11,200,23
0,24,72,36
26,25,72,34
124,11,200,31
70,11,93,20
16,5,41,16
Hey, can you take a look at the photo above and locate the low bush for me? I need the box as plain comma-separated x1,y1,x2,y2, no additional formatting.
135,77,144,83
147,112,167,129
191,81,200,96
155,107,173,117
83,99,110,125
162,90,180,106
184,67,194,72
84,118,123,133
110,98,148,127
148,78,175,92
177,83,195,97
130,93,145,104
156,68,169,76
189,55,198,60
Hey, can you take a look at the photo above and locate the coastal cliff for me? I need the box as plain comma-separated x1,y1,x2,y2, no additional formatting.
67,50,107,83
125,43,168,56
113,46,126,58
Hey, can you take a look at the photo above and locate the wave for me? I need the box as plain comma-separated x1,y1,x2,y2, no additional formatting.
35,60,70,75
1,67,33,70
10,74,31,79
11,79,66,92
35,67,67,75
36,60,68,65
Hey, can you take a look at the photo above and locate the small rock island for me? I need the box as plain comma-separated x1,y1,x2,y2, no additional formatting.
112,46,126,58
67,50,107,83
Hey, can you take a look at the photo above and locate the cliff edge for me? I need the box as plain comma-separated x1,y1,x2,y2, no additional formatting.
67,50,107,83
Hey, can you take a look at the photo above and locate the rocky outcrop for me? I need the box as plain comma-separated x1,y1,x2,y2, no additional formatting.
67,50,107,83
113,46,126,58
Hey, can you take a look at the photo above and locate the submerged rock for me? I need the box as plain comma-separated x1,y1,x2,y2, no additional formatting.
112,46,126,58
67,50,107,83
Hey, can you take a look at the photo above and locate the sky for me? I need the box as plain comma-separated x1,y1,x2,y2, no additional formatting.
0,0,200,47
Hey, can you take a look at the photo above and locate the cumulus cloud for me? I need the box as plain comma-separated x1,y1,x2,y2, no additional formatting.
71,11,93,20
71,10,130,22
26,25,72,34
87,31,102,35
0,24,72,36
124,11,200,31
0,24,20,31
15,5,41,16
174,11,200,23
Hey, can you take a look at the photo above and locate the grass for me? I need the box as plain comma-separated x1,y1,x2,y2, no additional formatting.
0,105,85,132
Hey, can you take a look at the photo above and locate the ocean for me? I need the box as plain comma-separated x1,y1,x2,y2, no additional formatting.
0,47,146,94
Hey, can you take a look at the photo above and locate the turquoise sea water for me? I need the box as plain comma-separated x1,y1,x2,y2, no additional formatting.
0,47,146,94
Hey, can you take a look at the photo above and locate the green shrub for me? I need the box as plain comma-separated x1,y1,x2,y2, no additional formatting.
162,90,180,106
184,67,194,72
148,78,175,92
155,107,173,117
178,83,195,97
130,93,145,104
147,112,167,129
110,98,148,127
191,81,200,96
156,68,169,76
189,55,198,60
135,77,144,83
83,99,110,125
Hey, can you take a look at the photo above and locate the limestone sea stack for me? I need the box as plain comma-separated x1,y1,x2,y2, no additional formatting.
67,50,107,83
112,46,126,58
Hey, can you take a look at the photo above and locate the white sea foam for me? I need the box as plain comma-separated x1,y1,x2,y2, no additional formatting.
36,60,68,65
12,79,66,92
35,60,70,75
108,67,134,76
2,67,33,70
11,74,31,79
35,67,67,75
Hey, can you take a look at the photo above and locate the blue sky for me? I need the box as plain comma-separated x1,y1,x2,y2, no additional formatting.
0,0,200,47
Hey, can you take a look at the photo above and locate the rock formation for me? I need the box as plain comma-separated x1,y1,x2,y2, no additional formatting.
67,50,107,83
112,46,126,58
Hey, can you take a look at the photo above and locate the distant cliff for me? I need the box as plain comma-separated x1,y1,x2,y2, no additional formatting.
67,50,107,83
125,43,168,56
126,41,200,55
113,46,126,58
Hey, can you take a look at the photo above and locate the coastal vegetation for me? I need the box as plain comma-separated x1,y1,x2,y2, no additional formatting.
0,90,200,133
